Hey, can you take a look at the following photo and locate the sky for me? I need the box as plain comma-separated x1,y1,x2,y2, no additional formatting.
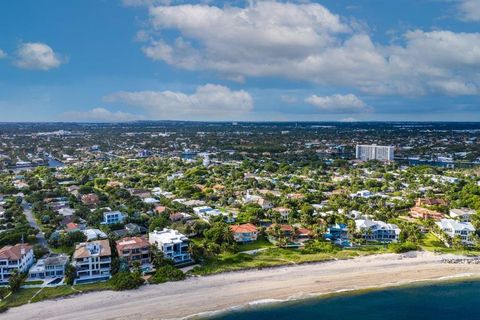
0,0,480,122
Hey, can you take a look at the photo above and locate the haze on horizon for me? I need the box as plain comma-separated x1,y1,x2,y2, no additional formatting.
0,0,479,122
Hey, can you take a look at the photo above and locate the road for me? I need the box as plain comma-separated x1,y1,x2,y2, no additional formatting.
22,201,49,251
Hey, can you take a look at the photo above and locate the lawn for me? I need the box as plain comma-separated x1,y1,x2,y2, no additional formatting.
190,246,375,276
236,236,274,252
0,281,114,311
23,280,44,285
420,232,480,256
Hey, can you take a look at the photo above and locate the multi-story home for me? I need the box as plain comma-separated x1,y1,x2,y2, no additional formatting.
449,208,477,222
116,237,151,269
272,207,291,221
28,253,69,280
102,210,124,225
356,144,394,162
72,240,111,284
230,223,259,243
149,228,191,264
243,192,273,210
410,206,444,220
355,219,401,242
0,243,34,284
435,219,475,244
193,206,213,216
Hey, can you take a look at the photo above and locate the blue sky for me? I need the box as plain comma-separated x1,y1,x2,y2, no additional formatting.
0,0,479,122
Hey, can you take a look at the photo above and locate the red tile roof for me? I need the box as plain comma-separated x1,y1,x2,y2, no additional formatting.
116,237,150,252
230,223,258,234
0,243,32,260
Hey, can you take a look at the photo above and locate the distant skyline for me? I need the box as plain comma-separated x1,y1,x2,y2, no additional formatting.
1,0,480,122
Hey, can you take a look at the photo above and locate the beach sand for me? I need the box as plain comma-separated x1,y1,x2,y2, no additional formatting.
3,251,480,320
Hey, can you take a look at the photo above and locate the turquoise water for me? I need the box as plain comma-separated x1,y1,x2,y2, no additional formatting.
210,280,480,320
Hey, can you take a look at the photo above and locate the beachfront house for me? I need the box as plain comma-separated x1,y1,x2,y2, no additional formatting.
355,219,400,242
326,224,349,241
116,237,151,269
72,240,112,284
149,228,192,264
435,219,475,244
230,223,259,243
28,253,69,280
0,243,34,284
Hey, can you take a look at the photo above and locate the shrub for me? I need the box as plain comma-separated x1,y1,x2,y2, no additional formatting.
151,265,185,284
110,272,144,291
302,241,339,254
389,242,419,254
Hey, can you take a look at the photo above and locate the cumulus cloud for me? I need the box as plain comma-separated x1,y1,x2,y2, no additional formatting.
104,84,254,120
458,0,480,22
137,1,480,96
305,94,371,113
62,108,143,122
14,42,65,71
0,49,7,59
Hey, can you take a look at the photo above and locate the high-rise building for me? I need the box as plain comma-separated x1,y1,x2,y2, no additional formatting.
356,144,394,162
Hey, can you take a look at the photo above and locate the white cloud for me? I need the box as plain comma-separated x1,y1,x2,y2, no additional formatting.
14,42,65,71
458,0,480,22
0,49,7,59
305,94,371,113
138,2,480,96
340,117,358,122
104,84,254,120
122,0,171,7
62,108,143,122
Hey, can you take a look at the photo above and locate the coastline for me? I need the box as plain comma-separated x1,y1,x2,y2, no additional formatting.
3,251,480,320
190,272,480,320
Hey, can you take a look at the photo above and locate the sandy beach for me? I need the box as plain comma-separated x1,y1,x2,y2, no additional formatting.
3,251,480,320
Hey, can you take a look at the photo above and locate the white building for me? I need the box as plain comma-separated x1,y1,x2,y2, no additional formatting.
193,206,213,216
436,219,475,244
350,190,374,198
194,207,235,223
243,192,273,209
149,228,192,264
102,210,124,225
83,228,108,241
0,244,34,284
355,219,401,242
28,253,69,280
449,208,477,222
356,145,394,162
72,240,112,284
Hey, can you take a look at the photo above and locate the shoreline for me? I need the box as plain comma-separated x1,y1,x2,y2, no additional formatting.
3,251,480,320
188,272,480,320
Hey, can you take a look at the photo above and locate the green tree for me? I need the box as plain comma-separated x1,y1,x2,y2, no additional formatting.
8,270,25,293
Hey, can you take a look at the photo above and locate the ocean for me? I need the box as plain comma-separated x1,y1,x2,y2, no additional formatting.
209,280,480,320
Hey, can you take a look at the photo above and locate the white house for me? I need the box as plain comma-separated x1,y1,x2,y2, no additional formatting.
436,219,475,244
28,253,69,280
350,190,374,198
355,219,401,242
0,244,34,284
194,207,236,223
102,210,124,225
243,192,273,209
449,208,477,222
193,206,213,216
83,228,108,241
149,228,192,264
72,240,112,284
